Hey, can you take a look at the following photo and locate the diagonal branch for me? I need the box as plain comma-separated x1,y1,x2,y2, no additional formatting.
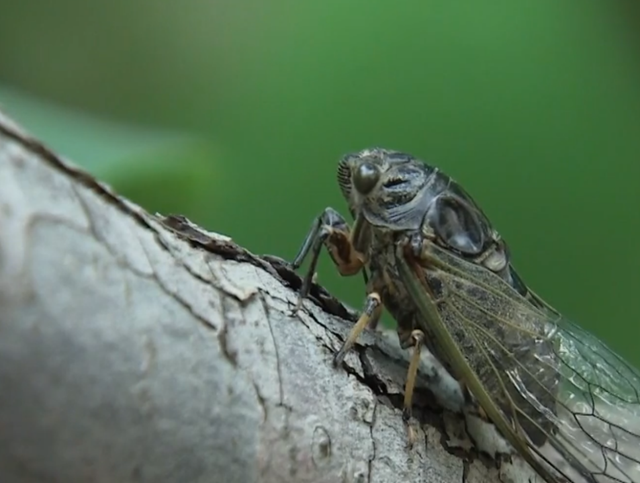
0,110,533,483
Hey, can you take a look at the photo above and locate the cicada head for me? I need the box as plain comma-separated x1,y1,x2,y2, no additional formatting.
337,148,438,232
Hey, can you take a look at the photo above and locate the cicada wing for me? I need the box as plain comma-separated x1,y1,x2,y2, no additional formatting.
407,241,640,483
541,319,640,483
394,247,564,483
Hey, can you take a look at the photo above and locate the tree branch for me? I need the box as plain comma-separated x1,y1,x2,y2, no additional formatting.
0,109,534,482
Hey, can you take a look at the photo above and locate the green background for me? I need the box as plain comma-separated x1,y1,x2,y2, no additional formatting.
1,2,639,365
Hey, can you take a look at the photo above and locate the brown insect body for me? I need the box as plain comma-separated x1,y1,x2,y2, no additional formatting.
339,148,560,446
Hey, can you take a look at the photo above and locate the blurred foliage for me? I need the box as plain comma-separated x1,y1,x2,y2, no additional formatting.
0,1,639,365
0,86,220,223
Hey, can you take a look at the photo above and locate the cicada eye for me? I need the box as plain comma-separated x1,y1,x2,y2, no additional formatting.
429,195,486,255
353,162,380,195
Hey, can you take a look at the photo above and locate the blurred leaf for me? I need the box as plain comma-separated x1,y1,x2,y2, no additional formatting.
0,84,220,222
113,142,220,228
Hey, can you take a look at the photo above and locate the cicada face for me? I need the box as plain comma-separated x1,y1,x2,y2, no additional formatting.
338,148,438,232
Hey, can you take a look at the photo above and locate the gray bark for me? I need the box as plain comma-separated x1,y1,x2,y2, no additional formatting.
0,110,535,482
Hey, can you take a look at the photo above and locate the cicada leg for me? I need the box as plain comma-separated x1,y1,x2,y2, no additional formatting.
333,292,382,365
290,208,365,311
399,328,426,448
291,208,379,364
401,330,425,421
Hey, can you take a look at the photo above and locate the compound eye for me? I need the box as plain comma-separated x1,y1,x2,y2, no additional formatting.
429,195,486,255
353,162,380,195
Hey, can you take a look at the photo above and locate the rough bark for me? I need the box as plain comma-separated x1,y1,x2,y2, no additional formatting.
0,109,536,483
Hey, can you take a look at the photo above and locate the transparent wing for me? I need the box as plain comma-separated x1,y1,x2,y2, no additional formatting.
420,244,640,483
549,319,640,483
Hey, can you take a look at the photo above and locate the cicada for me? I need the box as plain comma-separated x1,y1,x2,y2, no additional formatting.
290,148,640,483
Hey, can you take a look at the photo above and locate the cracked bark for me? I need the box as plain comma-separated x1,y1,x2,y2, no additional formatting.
0,110,536,483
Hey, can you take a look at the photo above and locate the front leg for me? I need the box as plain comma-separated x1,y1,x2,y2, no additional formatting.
290,207,366,307
291,208,381,365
